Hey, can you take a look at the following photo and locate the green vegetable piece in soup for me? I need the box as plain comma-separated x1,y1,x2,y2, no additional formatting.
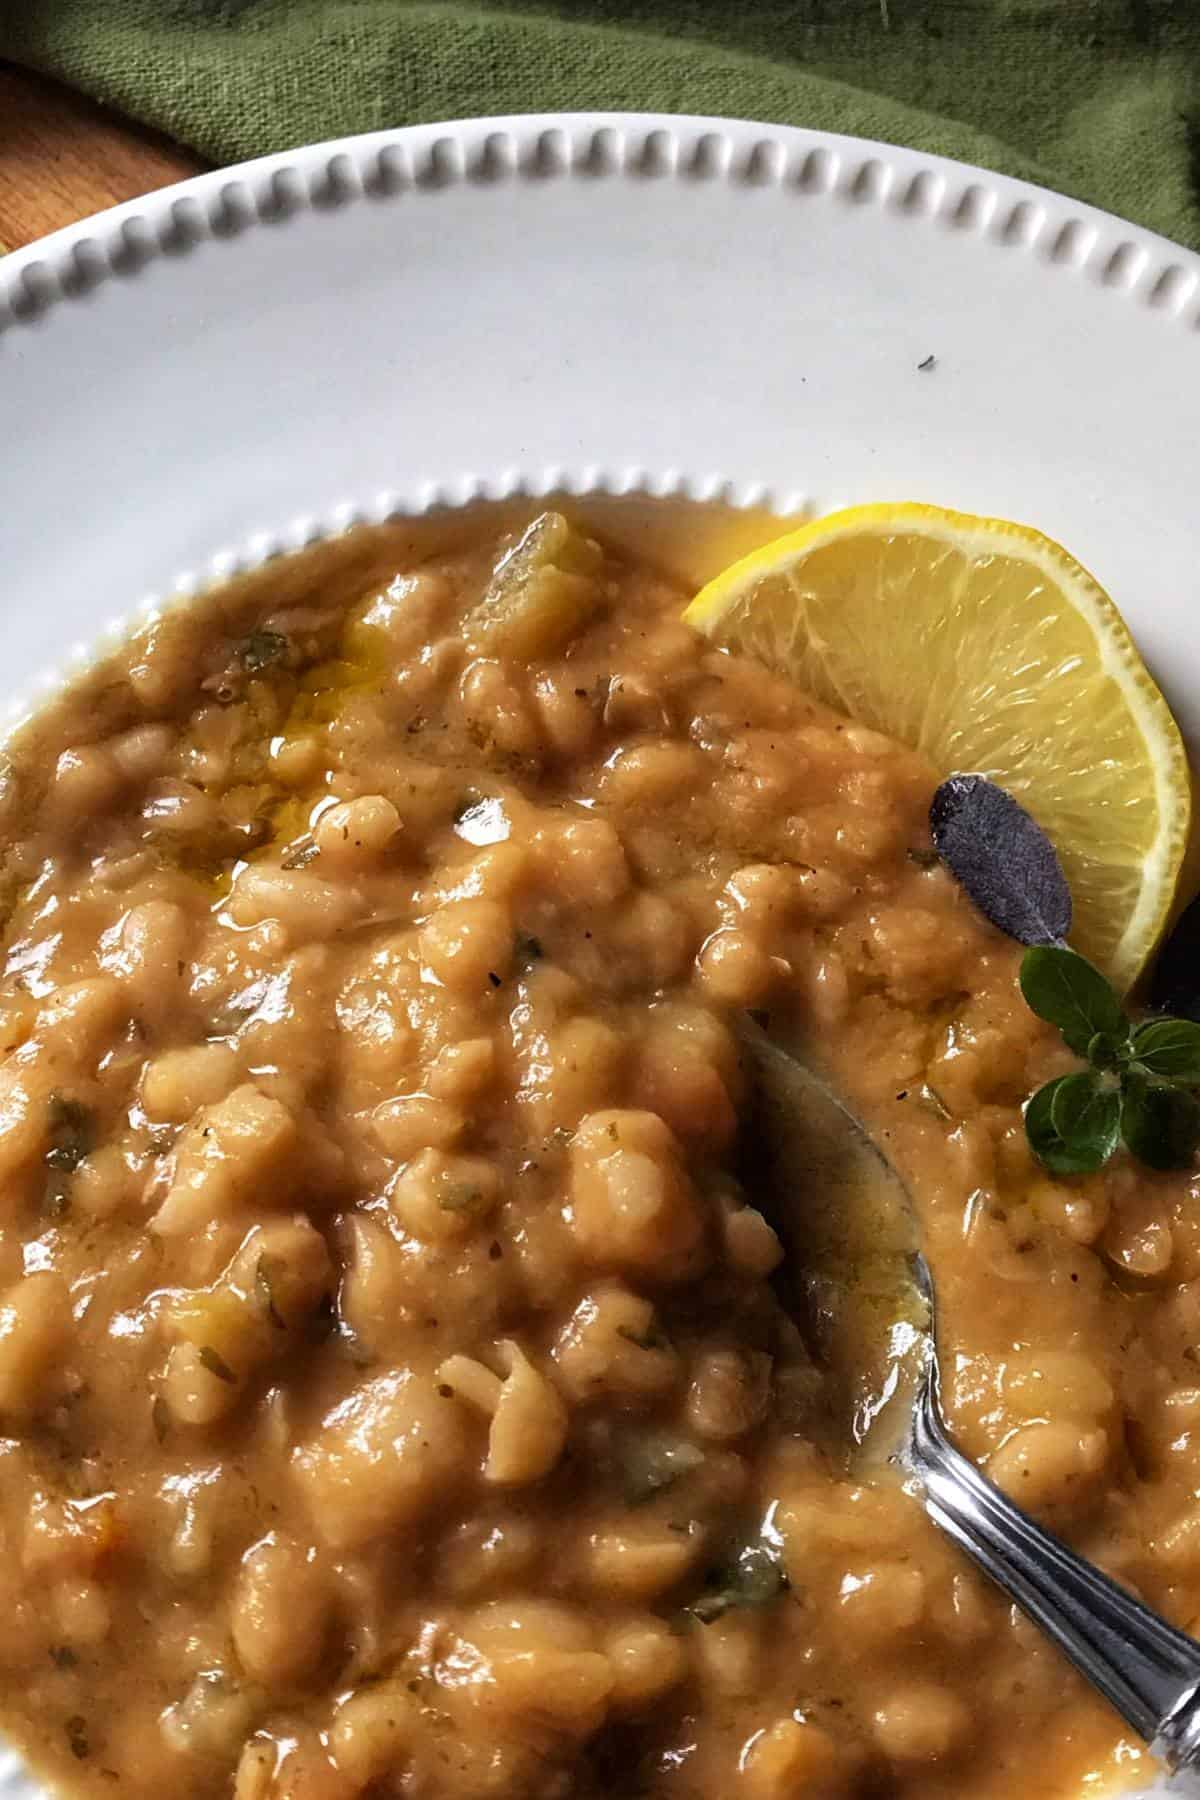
238,629,289,672
689,1540,787,1623
616,1430,704,1506
45,1094,95,1172
466,511,605,658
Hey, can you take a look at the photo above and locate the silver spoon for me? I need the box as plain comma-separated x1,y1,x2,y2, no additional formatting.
741,1017,1200,1781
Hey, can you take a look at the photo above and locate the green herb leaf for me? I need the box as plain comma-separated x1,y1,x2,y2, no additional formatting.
1047,1069,1116,1143
688,1541,787,1624
1025,1073,1120,1175
438,1182,488,1215
1128,1017,1200,1085
238,629,288,672
1121,1073,1200,1171
1019,945,1127,1057
1023,1078,1068,1159
1086,1031,1127,1072
45,1094,96,1173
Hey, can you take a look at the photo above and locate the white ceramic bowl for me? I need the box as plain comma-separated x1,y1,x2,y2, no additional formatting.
4,111,1200,1798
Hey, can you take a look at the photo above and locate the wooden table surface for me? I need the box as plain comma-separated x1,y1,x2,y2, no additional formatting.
0,63,205,254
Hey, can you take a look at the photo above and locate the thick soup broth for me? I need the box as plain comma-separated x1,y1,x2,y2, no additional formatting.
0,509,1190,1800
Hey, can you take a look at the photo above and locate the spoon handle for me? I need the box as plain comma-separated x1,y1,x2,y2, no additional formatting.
911,1372,1200,1773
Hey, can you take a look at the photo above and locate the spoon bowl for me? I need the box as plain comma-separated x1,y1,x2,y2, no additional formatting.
738,1015,932,1464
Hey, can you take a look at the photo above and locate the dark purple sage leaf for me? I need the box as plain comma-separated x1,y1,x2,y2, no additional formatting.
930,775,1071,947
1148,894,1200,1023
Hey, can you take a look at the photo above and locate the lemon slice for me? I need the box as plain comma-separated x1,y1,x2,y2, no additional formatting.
684,502,1190,991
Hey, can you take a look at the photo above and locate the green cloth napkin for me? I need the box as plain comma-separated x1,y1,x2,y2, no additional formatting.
4,1,1200,250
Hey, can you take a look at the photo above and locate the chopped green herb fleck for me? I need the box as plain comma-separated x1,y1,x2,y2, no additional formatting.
151,1395,170,1444
45,1094,95,1173
256,1254,287,1329
238,630,289,672
439,1183,487,1215
918,1082,953,1121
616,1321,669,1354
280,840,318,872
197,1345,237,1385
615,1431,704,1507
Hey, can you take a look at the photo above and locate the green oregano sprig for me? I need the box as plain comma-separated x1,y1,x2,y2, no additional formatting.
1020,944,1200,1173
928,774,1200,1177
